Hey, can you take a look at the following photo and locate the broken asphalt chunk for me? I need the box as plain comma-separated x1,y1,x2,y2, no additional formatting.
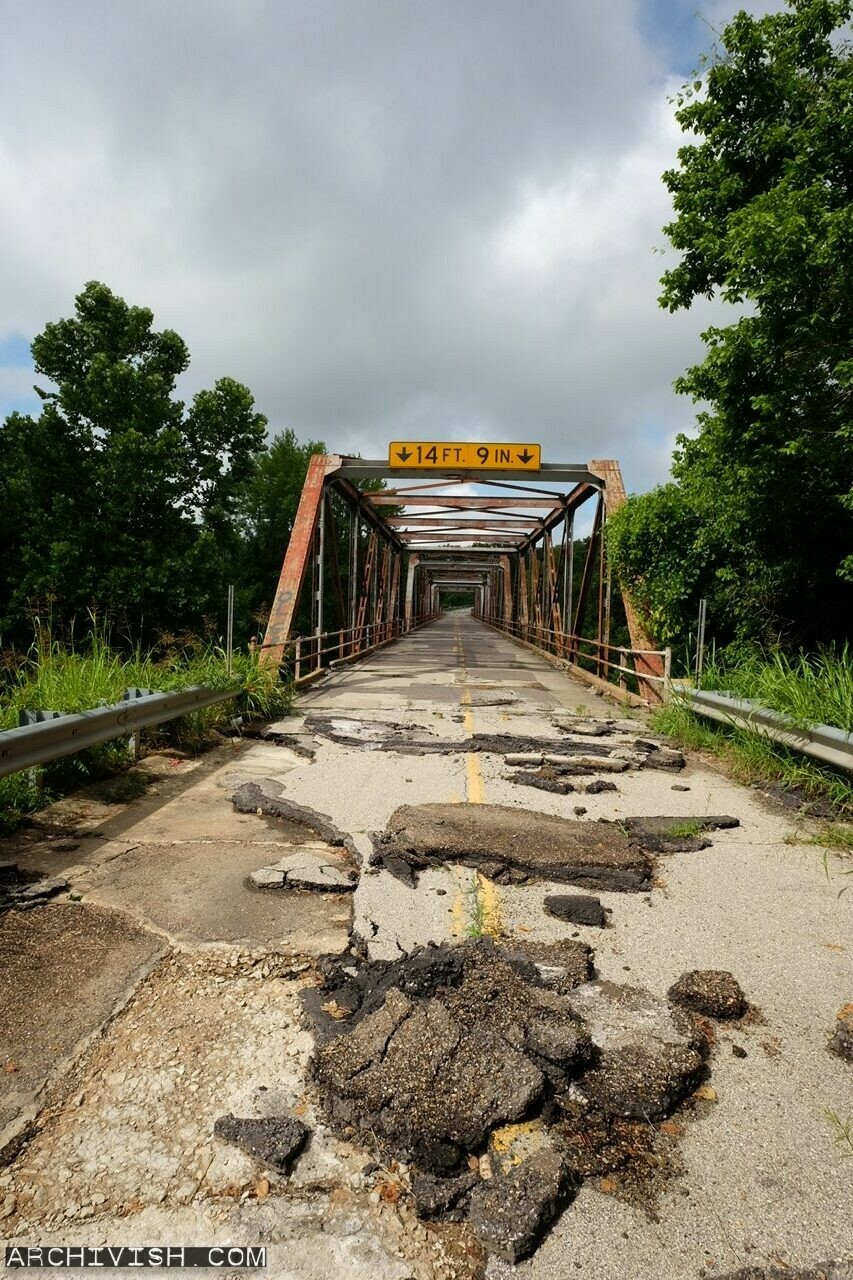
375,803,653,892
621,814,739,853
553,717,611,737
828,1008,853,1062
570,980,706,1118
232,780,356,852
578,1042,704,1120
213,1114,309,1172
583,779,618,795
546,753,628,772
544,894,606,928
502,938,594,994
307,941,714,1257
3,875,69,911
313,987,545,1175
468,1138,575,1263
668,970,748,1020
638,745,686,771
509,771,576,795
249,848,357,892
411,1170,479,1220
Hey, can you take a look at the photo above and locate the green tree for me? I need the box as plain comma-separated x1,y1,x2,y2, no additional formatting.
607,485,713,646
615,0,852,650
0,282,267,643
238,427,326,633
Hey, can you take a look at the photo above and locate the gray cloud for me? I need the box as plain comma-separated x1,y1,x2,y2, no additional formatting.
0,0,765,493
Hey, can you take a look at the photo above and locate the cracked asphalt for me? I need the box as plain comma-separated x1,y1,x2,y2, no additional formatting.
1,612,851,1278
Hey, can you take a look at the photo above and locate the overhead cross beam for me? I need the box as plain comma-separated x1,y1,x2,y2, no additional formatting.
260,452,665,700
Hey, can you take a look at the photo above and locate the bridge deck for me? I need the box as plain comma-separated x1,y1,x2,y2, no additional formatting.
1,613,851,1276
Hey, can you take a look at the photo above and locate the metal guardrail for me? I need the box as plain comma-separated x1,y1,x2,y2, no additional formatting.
679,687,853,775
0,685,241,781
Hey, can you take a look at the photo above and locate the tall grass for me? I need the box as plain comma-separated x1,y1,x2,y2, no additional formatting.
700,646,853,733
0,624,292,831
652,701,853,820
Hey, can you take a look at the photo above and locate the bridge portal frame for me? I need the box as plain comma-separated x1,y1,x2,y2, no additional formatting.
260,454,665,698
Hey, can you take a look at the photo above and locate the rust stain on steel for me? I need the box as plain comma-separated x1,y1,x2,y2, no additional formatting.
385,517,536,531
399,531,524,544
365,495,562,509
261,454,338,667
590,458,664,697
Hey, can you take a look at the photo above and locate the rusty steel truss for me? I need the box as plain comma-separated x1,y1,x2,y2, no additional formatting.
260,455,667,697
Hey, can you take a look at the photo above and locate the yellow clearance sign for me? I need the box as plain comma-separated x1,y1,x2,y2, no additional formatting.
388,441,541,470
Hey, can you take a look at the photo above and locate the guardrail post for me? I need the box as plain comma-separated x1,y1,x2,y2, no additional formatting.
664,646,672,694
294,639,302,682
19,709,60,792
619,648,627,691
122,688,152,759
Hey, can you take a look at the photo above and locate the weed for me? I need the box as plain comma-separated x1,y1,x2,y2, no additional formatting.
462,873,502,940
824,1110,853,1159
463,879,487,939
787,824,853,854
666,819,704,839
700,646,853,734
811,823,853,853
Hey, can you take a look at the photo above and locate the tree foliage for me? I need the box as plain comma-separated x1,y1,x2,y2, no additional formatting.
0,282,271,643
613,0,853,650
236,427,325,635
0,282,390,651
608,485,713,646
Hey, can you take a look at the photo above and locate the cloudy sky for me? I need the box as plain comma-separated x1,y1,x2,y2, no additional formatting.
0,0,773,494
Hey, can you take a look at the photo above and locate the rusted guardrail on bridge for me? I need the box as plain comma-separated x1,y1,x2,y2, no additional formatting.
283,613,440,687
476,613,671,703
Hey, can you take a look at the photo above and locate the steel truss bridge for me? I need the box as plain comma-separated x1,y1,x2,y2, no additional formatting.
260,454,668,699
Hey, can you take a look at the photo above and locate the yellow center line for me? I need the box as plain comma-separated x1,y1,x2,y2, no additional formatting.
458,626,485,805
465,750,486,805
450,868,467,940
449,618,498,937
476,871,503,937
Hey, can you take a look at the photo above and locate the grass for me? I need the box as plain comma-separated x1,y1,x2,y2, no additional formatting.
651,701,853,818
656,644,853,816
824,1110,853,1159
699,645,853,733
666,819,704,839
783,823,853,854
0,624,292,831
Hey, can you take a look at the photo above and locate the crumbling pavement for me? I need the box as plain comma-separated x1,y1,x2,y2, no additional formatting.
302,937,716,1263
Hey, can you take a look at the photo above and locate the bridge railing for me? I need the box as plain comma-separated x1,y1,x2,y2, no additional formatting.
283,612,440,686
475,613,670,700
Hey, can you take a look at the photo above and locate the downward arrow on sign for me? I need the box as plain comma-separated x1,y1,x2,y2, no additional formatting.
396,448,412,462
518,449,534,465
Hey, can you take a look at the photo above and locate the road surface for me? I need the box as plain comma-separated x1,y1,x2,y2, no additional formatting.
1,614,850,1279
